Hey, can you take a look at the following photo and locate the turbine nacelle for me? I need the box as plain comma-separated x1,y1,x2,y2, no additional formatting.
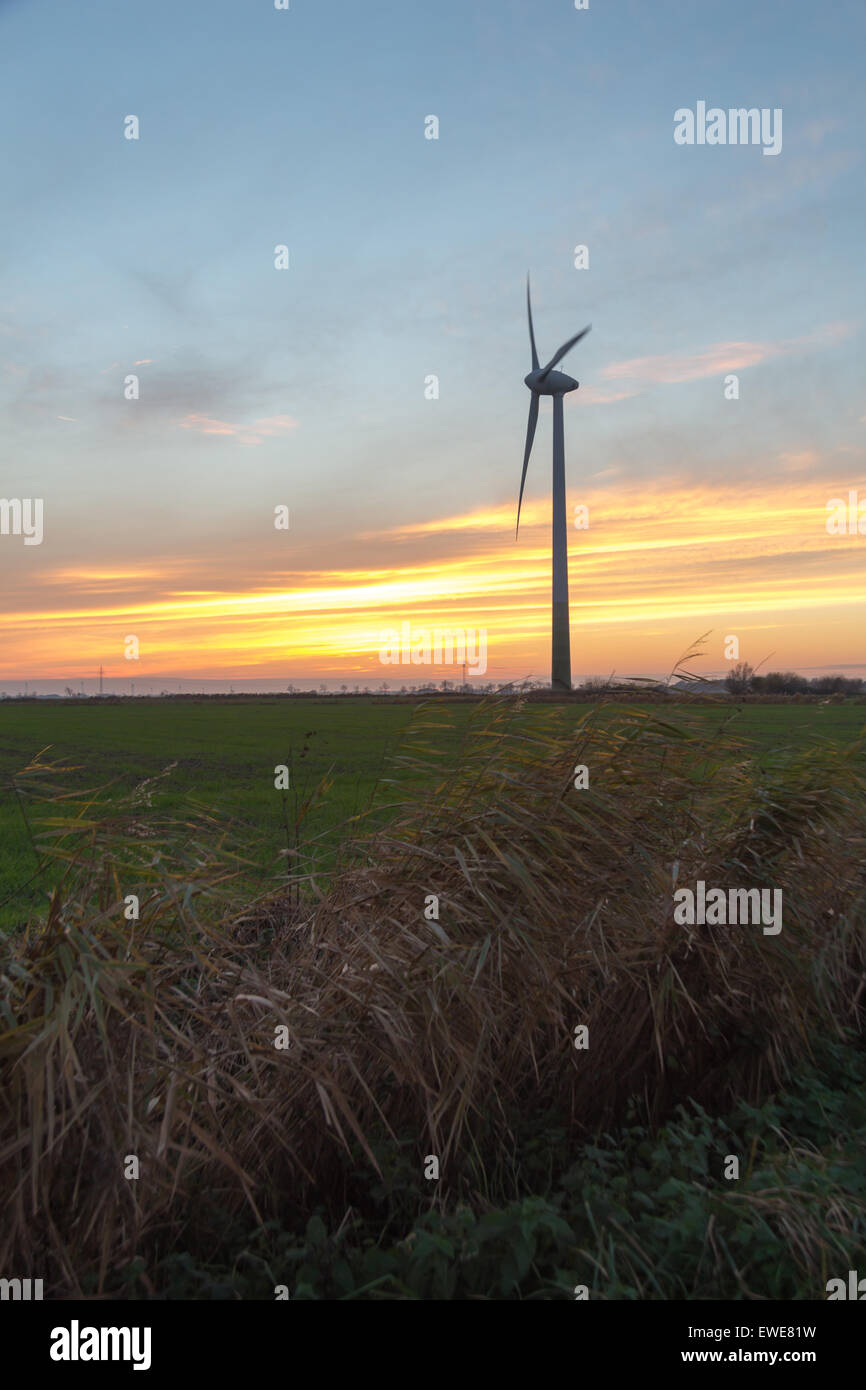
524,368,579,396
516,275,591,537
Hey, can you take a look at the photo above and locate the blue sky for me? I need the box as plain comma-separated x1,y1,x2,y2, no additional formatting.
1,0,864,688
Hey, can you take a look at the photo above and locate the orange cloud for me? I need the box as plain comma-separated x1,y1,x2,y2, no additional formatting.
576,384,640,406
179,412,298,446
3,476,865,682
366,503,533,538
597,322,855,390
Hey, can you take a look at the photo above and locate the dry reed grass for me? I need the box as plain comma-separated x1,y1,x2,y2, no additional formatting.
1,699,864,1294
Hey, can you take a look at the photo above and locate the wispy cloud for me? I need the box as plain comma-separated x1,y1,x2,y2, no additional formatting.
802,117,842,146
601,323,854,389
577,384,641,406
179,412,298,446
573,323,857,408
778,449,821,473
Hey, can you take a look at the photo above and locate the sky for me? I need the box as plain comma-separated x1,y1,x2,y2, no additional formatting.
0,0,864,692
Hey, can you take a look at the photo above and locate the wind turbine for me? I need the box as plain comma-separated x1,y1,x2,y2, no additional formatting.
516,276,591,693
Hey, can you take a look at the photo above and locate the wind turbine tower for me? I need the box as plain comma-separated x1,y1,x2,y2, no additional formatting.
516,277,591,693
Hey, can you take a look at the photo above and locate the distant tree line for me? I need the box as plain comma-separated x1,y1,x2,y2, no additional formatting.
725,663,864,696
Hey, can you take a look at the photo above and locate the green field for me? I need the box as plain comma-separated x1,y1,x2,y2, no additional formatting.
3,692,866,1300
2,696,864,931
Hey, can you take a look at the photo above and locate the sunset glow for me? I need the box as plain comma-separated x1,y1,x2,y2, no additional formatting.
3,477,863,685
1,0,863,692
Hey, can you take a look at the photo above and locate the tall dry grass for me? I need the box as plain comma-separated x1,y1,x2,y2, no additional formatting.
1,699,864,1295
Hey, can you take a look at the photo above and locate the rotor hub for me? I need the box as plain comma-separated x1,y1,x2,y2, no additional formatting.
525,369,579,396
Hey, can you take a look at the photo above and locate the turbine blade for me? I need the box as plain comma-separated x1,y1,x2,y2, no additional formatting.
526,274,539,370
539,324,591,378
516,393,539,537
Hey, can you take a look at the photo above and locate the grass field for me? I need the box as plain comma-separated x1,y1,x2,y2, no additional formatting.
2,696,865,931
2,693,865,1298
